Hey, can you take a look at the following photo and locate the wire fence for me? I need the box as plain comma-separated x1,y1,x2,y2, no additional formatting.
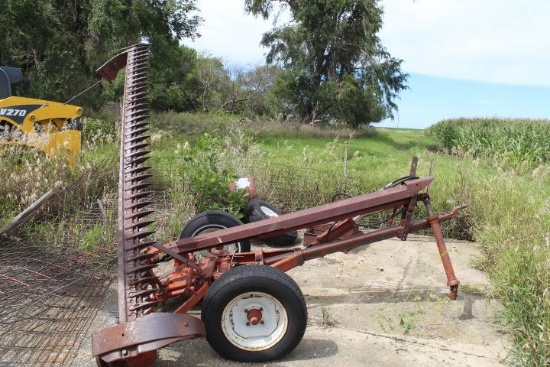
0,237,112,366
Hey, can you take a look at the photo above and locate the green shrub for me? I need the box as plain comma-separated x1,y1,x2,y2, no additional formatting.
178,133,249,217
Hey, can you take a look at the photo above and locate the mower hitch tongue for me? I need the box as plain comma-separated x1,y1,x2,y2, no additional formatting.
92,43,467,367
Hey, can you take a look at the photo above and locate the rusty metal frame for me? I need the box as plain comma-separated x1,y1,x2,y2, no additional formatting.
92,44,467,367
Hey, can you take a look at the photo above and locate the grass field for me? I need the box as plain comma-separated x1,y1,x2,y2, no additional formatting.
1,113,548,366
149,115,549,367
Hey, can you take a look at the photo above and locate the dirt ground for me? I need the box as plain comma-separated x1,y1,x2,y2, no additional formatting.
79,235,509,367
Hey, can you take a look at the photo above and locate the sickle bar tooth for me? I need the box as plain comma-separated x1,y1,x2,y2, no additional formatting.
125,240,157,251
126,165,151,175
129,121,150,130
127,156,151,166
126,174,153,183
127,127,150,136
127,252,157,263
125,220,156,231
125,200,154,210
130,301,160,313
127,151,150,160
127,136,151,146
125,191,154,201
125,210,156,220
128,276,160,286
129,289,158,298
127,181,152,192
126,263,158,274
124,230,155,241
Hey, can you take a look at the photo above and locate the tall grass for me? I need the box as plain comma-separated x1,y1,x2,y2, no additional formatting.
0,116,119,258
465,170,549,366
428,117,550,366
426,117,550,170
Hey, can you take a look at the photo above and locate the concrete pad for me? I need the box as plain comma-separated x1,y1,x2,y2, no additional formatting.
78,236,509,367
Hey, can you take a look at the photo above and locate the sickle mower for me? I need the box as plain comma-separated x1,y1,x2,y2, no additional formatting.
92,43,467,367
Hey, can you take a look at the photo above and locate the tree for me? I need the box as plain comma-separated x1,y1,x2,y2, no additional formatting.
221,65,280,117
149,45,201,112
244,0,408,127
0,0,201,107
0,1,94,101
192,55,228,111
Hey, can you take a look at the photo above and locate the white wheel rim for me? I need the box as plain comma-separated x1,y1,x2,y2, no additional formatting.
221,292,288,351
260,206,279,218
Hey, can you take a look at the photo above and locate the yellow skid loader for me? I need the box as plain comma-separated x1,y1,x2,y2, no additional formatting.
0,66,83,168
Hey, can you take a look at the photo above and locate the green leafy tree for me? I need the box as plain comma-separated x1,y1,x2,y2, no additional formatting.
0,1,93,101
245,0,408,127
149,45,202,112
221,64,281,117
190,55,229,111
0,0,201,108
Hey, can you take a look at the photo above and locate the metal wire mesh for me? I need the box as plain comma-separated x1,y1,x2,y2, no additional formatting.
0,238,112,366
0,160,118,367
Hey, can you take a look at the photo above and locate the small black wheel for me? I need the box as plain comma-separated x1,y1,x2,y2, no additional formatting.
201,265,307,362
244,199,298,247
180,210,251,256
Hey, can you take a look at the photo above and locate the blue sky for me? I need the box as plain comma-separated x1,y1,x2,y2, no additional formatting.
378,74,550,129
184,0,550,129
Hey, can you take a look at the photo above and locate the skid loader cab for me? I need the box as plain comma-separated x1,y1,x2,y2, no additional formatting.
0,66,23,99
0,66,83,168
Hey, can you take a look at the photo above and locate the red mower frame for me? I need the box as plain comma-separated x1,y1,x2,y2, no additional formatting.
92,43,466,367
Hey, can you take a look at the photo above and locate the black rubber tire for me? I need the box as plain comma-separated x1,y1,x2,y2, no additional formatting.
244,198,298,247
201,265,307,362
179,210,250,254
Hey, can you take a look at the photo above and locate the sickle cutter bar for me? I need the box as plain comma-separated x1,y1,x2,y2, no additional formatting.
92,43,204,367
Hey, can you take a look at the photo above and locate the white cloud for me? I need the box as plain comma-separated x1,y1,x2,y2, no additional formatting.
183,0,281,67
379,0,550,86
184,0,550,86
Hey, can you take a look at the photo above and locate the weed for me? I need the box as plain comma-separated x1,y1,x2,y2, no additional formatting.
177,133,249,217
321,306,338,327
377,304,426,336
459,283,488,297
